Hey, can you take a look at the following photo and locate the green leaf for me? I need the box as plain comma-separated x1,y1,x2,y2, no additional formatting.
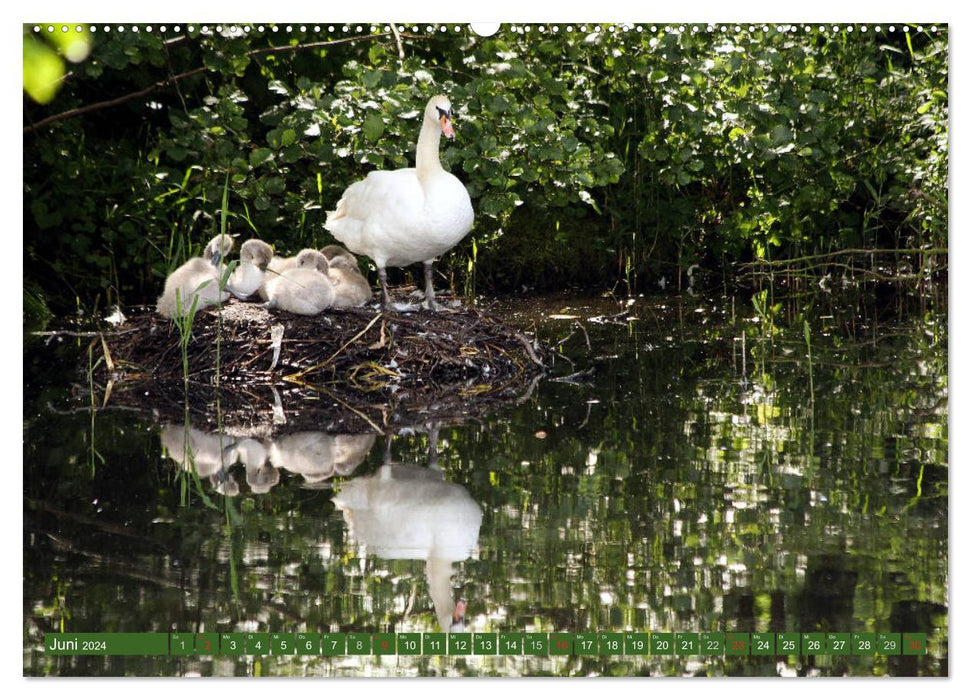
363,113,385,142
23,37,65,104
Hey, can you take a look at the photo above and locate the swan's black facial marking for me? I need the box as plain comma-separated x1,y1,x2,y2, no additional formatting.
436,106,451,119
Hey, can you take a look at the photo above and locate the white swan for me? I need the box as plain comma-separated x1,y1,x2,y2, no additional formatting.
156,234,233,319
325,95,474,310
264,249,335,315
226,239,274,299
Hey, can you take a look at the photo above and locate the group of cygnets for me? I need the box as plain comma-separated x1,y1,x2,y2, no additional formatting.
156,233,373,319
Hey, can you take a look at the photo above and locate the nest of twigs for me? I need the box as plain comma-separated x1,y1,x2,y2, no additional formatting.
90,297,546,434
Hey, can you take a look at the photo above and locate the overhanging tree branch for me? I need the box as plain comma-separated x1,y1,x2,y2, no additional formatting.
23,31,431,134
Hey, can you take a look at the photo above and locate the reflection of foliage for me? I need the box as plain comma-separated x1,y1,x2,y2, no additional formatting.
23,24,947,315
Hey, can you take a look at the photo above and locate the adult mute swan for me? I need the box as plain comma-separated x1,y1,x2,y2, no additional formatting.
226,239,274,299
156,234,233,319
263,249,335,315
325,95,474,310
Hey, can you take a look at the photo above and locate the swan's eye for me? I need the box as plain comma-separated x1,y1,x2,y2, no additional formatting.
436,106,450,119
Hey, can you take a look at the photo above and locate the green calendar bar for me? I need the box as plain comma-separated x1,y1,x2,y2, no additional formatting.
398,633,422,655
853,633,876,656
777,633,800,656
802,632,825,655
170,633,194,656
449,633,472,655
903,633,927,655
270,633,295,655
549,633,572,655
650,632,673,656
626,632,649,655
726,633,750,656
41,631,930,656
751,632,774,656
474,633,498,655
525,633,548,655
320,633,345,656
295,633,320,654
423,633,446,655
499,632,522,655
195,633,218,655
246,633,270,655
220,633,245,656
675,632,698,656
374,633,396,655
826,633,851,655
878,633,901,655
700,632,725,656
44,633,169,656
599,632,624,655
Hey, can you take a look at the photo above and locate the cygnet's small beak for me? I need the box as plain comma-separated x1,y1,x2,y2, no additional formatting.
440,115,455,140
211,251,223,267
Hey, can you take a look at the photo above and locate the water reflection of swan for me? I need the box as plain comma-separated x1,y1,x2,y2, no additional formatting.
159,425,238,496
333,430,482,632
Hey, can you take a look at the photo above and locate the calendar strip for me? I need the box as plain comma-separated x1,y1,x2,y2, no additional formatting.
44,632,928,656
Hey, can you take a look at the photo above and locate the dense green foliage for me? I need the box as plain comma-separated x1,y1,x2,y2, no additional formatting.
23,23,947,314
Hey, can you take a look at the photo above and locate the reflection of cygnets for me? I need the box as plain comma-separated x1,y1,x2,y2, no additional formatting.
333,456,482,632
267,431,374,486
159,424,238,496
326,256,372,308
223,438,280,494
156,234,233,319
226,239,274,299
267,432,337,485
332,434,377,476
264,249,335,315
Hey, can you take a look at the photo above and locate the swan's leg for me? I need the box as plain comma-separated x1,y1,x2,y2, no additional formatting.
378,267,391,307
422,260,439,311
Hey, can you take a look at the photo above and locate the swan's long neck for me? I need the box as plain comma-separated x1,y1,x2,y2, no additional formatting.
415,116,444,181
426,557,457,632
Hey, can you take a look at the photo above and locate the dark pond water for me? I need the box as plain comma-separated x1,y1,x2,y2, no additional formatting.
23,292,948,677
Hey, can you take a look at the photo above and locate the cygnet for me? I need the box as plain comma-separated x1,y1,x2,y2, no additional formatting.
264,249,334,315
320,244,359,267
156,234,234,319
227,239,274,299
327,255,373,308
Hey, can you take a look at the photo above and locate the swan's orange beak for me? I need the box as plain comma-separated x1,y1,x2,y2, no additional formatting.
440,115,455,140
